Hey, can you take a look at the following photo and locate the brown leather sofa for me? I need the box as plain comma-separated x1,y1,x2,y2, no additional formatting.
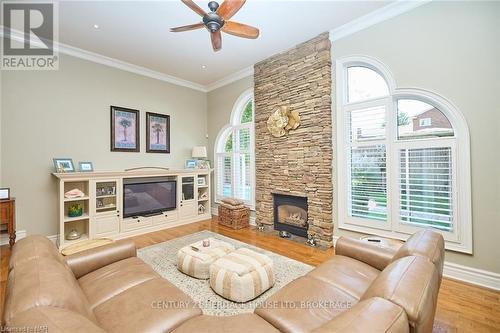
3,230,444,333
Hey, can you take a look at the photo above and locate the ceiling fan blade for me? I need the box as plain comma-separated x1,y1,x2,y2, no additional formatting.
170,22,205,32
211,30,222,51
217,0,246,20
222,21,259,39
181,0,206,17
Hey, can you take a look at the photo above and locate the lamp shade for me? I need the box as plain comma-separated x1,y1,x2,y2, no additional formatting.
192,146,207,158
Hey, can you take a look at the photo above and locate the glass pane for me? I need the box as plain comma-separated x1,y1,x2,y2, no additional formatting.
349,105,386,142
397,99,454,140
236,128,251,151
234,153,251,201
400,147,453,231
241,100,253,123
217,155,232,197
224,133,233,152
350,145,387,221
347,66,389,103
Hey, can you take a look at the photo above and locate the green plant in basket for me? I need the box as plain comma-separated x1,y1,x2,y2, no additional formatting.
68,203,83,217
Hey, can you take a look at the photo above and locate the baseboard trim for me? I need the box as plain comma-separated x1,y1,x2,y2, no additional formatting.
0,229,26,245
443,262,500,291
47,234,59,245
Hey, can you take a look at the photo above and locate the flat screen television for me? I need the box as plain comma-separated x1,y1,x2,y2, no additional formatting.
123,178,177,218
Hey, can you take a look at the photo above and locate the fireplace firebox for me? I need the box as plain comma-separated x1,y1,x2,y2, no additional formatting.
273,193,308,238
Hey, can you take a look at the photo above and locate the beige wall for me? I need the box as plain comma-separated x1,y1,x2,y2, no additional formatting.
206,75,254,205
1,54,207,236
332,1,500,273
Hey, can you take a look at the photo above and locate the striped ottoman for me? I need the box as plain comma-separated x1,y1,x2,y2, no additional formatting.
209,248,274,303
177,238,235,279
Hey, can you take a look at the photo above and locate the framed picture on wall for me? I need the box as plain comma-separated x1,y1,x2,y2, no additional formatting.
110,106,140,152
146,112,170,153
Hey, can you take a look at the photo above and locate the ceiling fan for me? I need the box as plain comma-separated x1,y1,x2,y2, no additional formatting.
170,0,259,52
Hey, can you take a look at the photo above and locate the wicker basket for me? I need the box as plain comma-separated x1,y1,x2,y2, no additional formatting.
218,204,249,229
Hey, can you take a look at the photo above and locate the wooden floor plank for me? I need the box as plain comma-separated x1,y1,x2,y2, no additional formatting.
1,218,499,332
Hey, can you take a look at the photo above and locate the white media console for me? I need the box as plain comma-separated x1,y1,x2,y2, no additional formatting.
53,169,212,250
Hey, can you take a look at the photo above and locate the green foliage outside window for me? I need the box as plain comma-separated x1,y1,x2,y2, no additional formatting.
241,101,253,123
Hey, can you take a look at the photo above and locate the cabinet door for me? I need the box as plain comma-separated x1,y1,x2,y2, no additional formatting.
94,215,120,237
179,201,197,219
181,176,195,202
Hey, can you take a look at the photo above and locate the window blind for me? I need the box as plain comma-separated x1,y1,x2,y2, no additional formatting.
399,147,453,231
349,145,387,221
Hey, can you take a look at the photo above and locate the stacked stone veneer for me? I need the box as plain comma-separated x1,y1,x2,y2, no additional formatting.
254,33,334,247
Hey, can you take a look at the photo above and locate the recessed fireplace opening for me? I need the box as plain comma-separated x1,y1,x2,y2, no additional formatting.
273,193,308,238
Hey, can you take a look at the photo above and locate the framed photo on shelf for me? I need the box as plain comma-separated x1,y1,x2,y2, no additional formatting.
146,112,170,153
110,106,140,152
79,162,94,172
197,160,210,169
53,158,75,173
185,159,197,169
197,177,206,186
0,188,10,200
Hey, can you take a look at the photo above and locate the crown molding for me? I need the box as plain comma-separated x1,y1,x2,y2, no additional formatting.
205,66,254,92
1,27,208,92
329,0,431,42
1,0,428,93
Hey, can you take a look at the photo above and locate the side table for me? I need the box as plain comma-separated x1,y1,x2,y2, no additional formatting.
0,198,16,247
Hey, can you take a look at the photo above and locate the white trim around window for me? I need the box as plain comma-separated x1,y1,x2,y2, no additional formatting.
335,56,472,254
214,88,255,209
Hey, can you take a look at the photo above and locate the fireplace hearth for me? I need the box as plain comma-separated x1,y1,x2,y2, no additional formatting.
273,193,308,238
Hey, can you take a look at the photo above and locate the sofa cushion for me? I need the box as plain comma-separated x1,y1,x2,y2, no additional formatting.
7,306,106,333
311,297,409,333
306,255,380,299
78,257,159,309
172,313,280,333
9,235,65,270
93,278,202,333
255,276,357,333
392,230,445,276
361,256,439,333
4,256,97,325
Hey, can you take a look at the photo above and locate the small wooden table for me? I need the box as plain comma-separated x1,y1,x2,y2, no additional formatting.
0,198,16,247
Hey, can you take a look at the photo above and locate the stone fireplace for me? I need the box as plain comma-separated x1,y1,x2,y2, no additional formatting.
273,193,308,238
254,33,333,247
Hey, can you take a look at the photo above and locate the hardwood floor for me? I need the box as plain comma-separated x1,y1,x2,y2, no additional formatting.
1,218,499,332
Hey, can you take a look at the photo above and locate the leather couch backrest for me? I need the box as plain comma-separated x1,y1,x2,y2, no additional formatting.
392,230,445,277
361,256,440,333
3,236,97,325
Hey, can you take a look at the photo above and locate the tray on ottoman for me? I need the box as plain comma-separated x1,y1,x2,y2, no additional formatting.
209,248,274,303
177,238,235,279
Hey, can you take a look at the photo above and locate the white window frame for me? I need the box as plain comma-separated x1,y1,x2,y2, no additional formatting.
214,88,255,209
335,56,472,253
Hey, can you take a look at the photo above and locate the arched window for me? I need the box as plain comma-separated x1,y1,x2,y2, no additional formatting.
336,56,472,253
215,89,255,207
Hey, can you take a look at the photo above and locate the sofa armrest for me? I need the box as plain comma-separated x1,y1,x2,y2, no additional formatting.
311,297,409,333
64,239,136,278
335,237,397,271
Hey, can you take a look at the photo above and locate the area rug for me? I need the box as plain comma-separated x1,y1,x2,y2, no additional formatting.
137,230,313,316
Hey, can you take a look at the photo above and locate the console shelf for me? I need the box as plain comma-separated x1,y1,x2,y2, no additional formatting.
54,169,212,250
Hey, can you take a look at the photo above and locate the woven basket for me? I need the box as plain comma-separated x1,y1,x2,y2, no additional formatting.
218,204,249,229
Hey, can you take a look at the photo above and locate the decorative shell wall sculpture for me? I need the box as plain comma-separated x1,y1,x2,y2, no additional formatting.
267,106,301,138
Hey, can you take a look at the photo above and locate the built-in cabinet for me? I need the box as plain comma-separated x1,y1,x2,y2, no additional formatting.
54,169,212,250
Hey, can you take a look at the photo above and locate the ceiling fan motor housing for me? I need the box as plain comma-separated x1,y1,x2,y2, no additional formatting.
203,12,224,32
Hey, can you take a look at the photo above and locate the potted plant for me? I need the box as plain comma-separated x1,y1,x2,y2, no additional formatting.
68,203,83,217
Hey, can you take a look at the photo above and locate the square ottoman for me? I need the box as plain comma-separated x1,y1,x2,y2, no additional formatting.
177,238,234,279
209,248,274,302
